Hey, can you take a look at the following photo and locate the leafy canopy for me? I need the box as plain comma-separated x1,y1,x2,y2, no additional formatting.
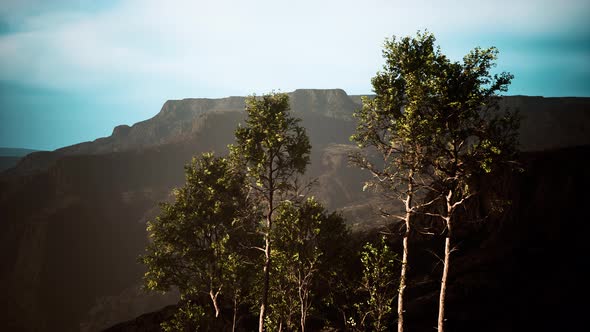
351,30,519,197
141,152,252,296
268,197,348,330
231,92,311,196
351,31,443,195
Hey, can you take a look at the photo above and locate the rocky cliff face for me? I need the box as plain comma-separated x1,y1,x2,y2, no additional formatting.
8,91,588,178
0,89,589,331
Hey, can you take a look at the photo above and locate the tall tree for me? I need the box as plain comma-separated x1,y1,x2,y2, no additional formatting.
422,46,519,332
350,31,444,332
231,92,311,332
141,152,255,327
352,31,519,331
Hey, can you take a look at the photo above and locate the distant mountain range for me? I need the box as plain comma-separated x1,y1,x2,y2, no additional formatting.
0,148,40,157
0,89,589,331
0,148,40,172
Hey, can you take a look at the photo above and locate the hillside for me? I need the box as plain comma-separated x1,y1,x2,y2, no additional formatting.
106,145,590,332
0,89,589,331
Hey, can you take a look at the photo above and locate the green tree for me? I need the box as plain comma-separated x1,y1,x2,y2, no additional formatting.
352,31,519,331
350,31,444,332
269,197,348,332
421,45,519,332
160,298,205,332
230,92,311,332
141,152,255,329
355,236,398,332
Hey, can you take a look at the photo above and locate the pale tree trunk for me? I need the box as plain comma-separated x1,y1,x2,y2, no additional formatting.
438,190,453,332
299,286,306,332
232,294,238,332
259,165,274,332
299,280,309,332
438,218,451,332
397,213,410,332
300,302,306,332
209,289,220,318
398,171,414,332
259,221,271,332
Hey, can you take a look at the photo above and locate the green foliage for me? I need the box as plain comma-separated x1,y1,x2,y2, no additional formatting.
231,92,311,197
141,152,256,321
354,236,398,332
351,30,519,195
351,30,519,332
267,197,348,330
161,298,205,332
350,30,445,332
425,44,519,193
229,92,312,330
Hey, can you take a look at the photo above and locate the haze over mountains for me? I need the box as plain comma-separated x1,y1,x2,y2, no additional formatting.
1,89,589,331
0,148,40,172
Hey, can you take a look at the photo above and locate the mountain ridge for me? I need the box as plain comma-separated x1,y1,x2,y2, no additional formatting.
13,90,590,156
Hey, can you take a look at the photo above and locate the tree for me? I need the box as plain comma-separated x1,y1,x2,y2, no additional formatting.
421,45,519,332
230,92,311,332
350,31,444,332
352,31,519,331
269,197,348,332
141,152,255,329
160,298,205,332
355,236,398,332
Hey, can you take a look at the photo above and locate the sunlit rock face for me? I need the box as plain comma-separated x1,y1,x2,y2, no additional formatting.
0,89,588,331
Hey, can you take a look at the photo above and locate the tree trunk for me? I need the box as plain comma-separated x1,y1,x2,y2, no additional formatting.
438,189,454,332
398,172,414,332
398,217,410,332
300,305,306,332
438,207,453,332
259,227,271,332
259,166,274,332
299,287,307,332
232,294,238,332
210,289,220,318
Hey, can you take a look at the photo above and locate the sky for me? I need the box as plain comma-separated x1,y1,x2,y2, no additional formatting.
0,0,589,151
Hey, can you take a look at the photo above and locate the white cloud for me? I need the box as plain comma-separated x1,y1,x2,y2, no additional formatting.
0,0,588,97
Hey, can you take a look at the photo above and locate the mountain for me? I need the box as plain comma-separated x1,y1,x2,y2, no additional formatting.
0,89,589,331
0,148,40,157
0,148,40,172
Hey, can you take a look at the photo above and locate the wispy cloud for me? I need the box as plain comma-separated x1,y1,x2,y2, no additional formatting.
1,0,588,97
1,0,588,149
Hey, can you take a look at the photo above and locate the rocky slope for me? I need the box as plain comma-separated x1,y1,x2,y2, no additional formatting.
0,89,588,331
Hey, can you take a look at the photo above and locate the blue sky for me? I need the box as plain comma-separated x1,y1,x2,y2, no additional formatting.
1,0,589,150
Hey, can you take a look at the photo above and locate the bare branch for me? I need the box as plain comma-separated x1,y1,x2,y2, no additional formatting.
378,208,406,222
425,248,444,265
422,212,446,219
411,194,443,212
450,192,477,211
